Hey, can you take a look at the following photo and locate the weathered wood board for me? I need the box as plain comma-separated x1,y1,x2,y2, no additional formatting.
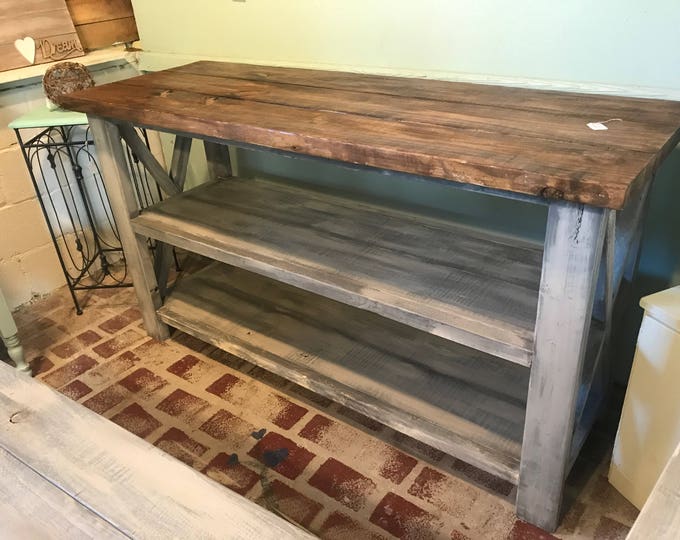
60,61,680,208
0,363,314,539
0,447,125,539
627,443,680,540
0,0,84,72
160,262,530,481
133,176,543,365
66,0,138,50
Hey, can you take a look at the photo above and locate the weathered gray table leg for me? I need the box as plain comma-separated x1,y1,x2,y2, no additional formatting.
88,116,169,341
517,201,608,531
0,289,30,374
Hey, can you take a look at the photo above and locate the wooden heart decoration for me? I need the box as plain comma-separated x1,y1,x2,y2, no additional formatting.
14,37,36,65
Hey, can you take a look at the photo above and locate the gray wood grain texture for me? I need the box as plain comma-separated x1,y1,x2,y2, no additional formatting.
627,443,680,540
0,363,314,539
517,202,607,531
88,116,169,340
204,139,233,179
160,262,529,481
118,122,180,197
155,135,192,298
134,176,543,365
0,447,125,539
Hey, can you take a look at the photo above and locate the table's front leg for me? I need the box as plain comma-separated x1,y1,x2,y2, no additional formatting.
517,201,608,531
88,116,169,341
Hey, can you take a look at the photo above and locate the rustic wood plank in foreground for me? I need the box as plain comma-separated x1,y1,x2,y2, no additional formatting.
132,176,543,365
60,61,680,209
0,447,124,539
627,443,680,540
160,262,529,481
0,364,313,539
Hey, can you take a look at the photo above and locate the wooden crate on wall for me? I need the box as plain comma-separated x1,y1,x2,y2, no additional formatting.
0,0,84,72
66,0,139,51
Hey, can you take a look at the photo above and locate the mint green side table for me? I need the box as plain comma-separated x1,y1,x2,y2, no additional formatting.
9,106,160,314
8,105,88,130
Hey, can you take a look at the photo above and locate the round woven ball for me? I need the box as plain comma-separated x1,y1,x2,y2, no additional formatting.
43,62,95,107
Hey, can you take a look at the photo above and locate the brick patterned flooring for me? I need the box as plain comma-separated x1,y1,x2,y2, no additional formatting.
5,284,639,539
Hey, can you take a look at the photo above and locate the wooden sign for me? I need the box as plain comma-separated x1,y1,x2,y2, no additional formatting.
66,0,139,51
0,0,84,72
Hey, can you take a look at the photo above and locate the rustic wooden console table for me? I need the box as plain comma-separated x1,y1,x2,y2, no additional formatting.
62,62,680,531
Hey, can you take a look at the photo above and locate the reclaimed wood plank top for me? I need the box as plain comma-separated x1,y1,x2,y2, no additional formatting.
61,61,680,209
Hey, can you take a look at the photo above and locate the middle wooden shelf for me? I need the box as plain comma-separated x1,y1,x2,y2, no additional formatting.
132,176,544,366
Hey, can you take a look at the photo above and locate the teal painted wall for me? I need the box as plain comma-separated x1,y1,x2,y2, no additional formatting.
132,1,680,95
131,0,680,378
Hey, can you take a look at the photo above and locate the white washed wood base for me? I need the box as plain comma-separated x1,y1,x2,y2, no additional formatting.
0,447,125,539
0,363,313,539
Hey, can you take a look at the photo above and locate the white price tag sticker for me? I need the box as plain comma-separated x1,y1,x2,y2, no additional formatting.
587,122,608,131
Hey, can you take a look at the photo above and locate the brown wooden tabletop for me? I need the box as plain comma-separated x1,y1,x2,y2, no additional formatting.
61,61,680,209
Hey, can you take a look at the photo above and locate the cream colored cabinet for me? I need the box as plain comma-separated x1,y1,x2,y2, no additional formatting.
610,286,680,509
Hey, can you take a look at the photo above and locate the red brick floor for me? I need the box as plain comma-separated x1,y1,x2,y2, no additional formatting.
5,284,639,539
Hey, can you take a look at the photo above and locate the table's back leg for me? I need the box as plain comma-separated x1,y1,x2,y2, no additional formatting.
203,140,233,180
88,116,169,341
155,135,193,298
517,201,607,531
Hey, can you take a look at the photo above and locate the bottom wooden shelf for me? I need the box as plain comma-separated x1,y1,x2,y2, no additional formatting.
159,262,529,482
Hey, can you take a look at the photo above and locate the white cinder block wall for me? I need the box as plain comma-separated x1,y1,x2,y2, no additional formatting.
0,60,140,309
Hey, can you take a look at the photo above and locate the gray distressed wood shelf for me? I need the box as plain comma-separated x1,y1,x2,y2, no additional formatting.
132,176,544,366
159,262,530,482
